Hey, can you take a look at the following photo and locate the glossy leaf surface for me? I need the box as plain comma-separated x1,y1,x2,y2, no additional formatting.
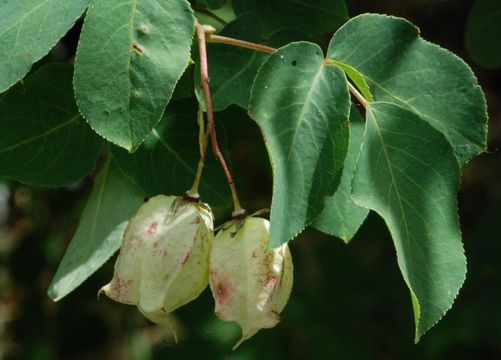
313,106,369,243
0,0,90,93
328,14,488,165
352,102,465,341
249,42,350,247
74,0,195,151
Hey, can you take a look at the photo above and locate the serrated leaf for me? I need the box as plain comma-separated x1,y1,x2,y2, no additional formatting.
0,64,102,186
195,13,267,111
74,0,195,151
328,14,488,165
466,0,501,68
233,0,348,37
249,42,350,247
352,102,465,342
313,106,369,243
112,99,231,207
48,158,144,301
0,0,90,93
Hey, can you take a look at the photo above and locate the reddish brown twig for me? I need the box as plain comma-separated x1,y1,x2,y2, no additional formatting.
195,22,244,216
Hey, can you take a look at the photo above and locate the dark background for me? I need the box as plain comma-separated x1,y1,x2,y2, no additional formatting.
1,0,500,359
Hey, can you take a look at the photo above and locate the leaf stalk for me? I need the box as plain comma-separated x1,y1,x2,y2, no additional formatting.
186,106,209,199
195,21,245,216
203,27,370,109
207,34,276,54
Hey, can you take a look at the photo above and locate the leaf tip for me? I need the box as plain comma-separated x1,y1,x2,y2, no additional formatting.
47,285,62,302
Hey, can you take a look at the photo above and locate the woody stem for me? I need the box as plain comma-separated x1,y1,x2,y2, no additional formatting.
195,21,245,216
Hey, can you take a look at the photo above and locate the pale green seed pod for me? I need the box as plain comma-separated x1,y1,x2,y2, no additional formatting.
100,195,214,330
209,216,293,349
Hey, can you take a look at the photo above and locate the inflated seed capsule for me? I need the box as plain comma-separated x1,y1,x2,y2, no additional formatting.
100,195,214,334
209,216,293,349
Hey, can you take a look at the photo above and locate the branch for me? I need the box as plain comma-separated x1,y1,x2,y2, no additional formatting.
195,21,245,216
207,34,276,54
203,28,371,108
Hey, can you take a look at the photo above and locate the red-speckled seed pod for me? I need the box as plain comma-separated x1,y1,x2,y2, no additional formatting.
100,195,213,327
209,216,293,349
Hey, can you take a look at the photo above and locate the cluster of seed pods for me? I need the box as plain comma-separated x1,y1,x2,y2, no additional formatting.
100,194,293,348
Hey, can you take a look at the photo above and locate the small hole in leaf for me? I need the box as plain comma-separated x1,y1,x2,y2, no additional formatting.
291,60,297,66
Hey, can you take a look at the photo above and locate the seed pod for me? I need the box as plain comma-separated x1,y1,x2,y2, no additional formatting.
100,195,214,329
209,216,293,349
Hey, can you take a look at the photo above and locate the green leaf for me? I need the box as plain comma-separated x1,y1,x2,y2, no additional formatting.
266,28,316,48
209,0,226,8
195,13,267,111
233,0,348,37
329,61,373,102
249,42,350,247
48,158,144,301
0,0,90,93
313,106,369,243
466,0,501,68
112,99,231,207
0,64,102,186
172,65,195,100
193,4,236,33
197,0,227,9
352,102,465,342
208,0,226,8
328,14,488,165
74,0,195,151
